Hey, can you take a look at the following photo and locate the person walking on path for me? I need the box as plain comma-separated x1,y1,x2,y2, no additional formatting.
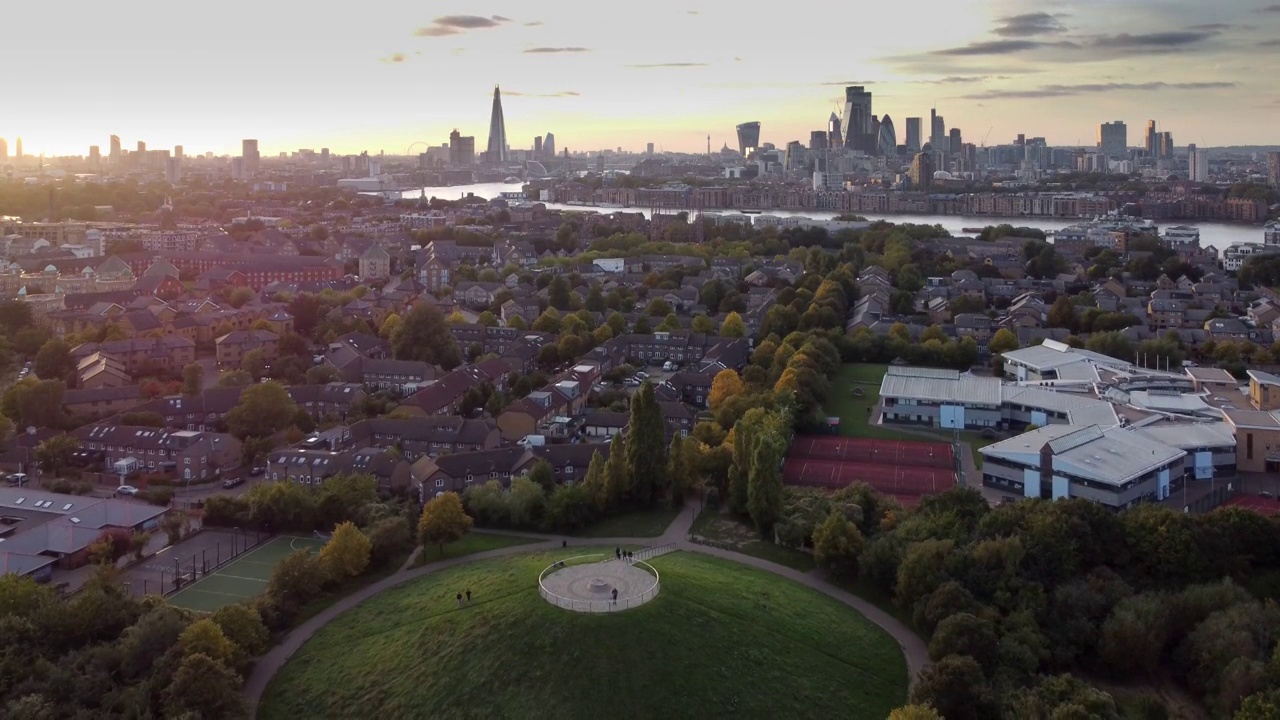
465,589,472,604
456,591,463,608
615,547,621,561
611,588,618,605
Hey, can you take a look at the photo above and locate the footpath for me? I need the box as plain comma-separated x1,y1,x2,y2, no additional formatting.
241,505,929,716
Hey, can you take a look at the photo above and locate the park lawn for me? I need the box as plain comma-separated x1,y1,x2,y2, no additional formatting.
260,551,907,720
571,504,684,538
689,508,817,572
415,531,543,566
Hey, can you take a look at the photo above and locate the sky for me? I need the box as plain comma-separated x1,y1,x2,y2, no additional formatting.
5,0,1280,157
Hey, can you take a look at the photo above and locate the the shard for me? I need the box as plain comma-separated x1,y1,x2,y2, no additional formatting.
486,85,507,164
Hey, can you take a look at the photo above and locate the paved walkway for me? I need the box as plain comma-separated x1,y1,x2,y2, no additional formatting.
241,504,928,717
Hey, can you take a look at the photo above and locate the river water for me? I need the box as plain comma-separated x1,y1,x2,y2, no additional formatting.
396,181,1267,253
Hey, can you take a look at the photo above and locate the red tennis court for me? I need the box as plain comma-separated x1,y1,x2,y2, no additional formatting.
789,435,955,470
1222,495,1280,517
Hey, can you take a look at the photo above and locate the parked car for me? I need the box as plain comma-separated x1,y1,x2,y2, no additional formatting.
249,466,266,477
115,485,140,496
1261,491,1275,499
635,371,649,380
4,473,26,487
222,476,245,489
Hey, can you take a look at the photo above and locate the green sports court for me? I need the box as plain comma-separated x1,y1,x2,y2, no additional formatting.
167,535,327,612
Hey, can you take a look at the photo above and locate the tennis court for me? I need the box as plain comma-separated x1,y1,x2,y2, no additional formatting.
167,535,327,613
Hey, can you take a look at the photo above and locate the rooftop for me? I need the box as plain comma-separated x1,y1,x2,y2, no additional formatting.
880,366,1002,407
982,424,1185,486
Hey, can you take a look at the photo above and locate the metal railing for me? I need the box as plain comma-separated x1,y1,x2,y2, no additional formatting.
538,553,661,613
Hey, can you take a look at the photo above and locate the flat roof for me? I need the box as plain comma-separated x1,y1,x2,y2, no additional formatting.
1001,344,1088,371
1128,422,1237,450
1002,385,1120,427
1223,408,1280,431
983,424,1185,486
1249,370,1280,387
1185,367,1237,384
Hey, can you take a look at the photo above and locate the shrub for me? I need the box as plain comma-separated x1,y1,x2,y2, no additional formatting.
141,487,174,506
704,487,721,509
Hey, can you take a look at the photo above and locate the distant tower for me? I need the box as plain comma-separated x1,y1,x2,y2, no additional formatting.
828,113,842,149
543,133,555,159
486,85,508,164
534,136,543,157
841,86,873,152
877,115,897,157
1145,120,1158,157
242,139,260,174
736,122,761,157
0,138,7,162
15,137,22,160
109,135,121,165
905,117,922,152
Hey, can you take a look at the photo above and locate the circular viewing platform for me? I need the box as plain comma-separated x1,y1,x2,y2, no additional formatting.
538,555,661,613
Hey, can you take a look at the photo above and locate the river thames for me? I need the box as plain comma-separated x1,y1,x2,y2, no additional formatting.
396,182,1268,253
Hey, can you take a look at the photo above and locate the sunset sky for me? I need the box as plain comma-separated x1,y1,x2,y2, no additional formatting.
7,0,1280,157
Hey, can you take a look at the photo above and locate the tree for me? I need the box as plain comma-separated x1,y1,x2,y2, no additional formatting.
34,339,73,381
477,310,498,327
709,369,744,412
691,314,715,334
813,510,864,576
645,297,673,317
366,515,413,566
548,275,571,310
929,613,1001,671
179,618,236,665
242,348,268,380
626,383,668,506
887,706,942,720
218,369,253,387
909,654,994,720
989,328,1019,356
227,286,256,309
319,521,372,581
379,312,403,340
666,434,693,506
305,364,340,385
35,434,78,476
392,303,462,370
181,363,204,395
417,491,473,553
3,378,65,429
163,652,245,720
532,308,562,333
266,549,325,616
528,459,556,494
210,603,269,658
605,431,630,508
226,382,297,440
746,426,785,535
720,311,746,338
1048,296,1078,331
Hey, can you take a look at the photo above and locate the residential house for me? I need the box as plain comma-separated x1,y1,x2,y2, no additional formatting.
62,386,144,420
73,424,242,479
358,245,392,280
215,329,279,367
70,336,196,377
76,352,131,390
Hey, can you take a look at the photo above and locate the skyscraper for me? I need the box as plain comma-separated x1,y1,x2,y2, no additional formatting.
948,128,962,156
828,113,842,149
15,137,22,160
137,141,146,154
543,133,555,160
109,135,121,165
174,145,183,160
877,116,897,157
486,85,508,164
930,110,946,153
1159,132,1174,159
242,139,260,174
1145,120,1158,157
810,131,828,151
1268,152,1280,188
647,142,655,155
0,138,7,162
534,136,543,157
89,146,101,167
1098,121,1127,158
1188,144,1208,183
909,152,935,189
449,130,475,166
841,86,873,153
905,118,922,153
736,122,761,157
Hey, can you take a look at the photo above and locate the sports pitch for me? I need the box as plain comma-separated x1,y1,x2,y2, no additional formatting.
167,535,326,613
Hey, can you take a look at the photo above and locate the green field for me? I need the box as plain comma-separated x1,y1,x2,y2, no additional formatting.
260,550,907,720
571,504,684,538
690,508,817,572
168,535,326,613
415,531,544,566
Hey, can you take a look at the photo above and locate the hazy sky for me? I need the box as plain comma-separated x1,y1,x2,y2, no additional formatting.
7,0,1280,157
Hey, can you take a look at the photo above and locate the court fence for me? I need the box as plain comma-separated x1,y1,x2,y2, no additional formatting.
124,530,267,598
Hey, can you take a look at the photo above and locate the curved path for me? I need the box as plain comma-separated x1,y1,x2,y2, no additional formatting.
242,507,928,717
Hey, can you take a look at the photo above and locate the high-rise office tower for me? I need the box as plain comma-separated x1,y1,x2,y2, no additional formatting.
165,157,181,184
89,146,101,167
647,142,655,155
534,137,543,157
137,141,146,154
0,138,8,161
1098,121,1127,158
877,116,897,157
841,86,873,153
1145,121,1158,156
736,122,761,157
321,148,330,163
948,128,962,156
449,129,475,166
242,139,260,174
1268,152,1280,188
543,133,555,160
1159,132,1174,159
174,145,183,160
15,137,22,160
109,135,121,165
1188,144,1208,182
930,110,946,152
486,85,508,164
909,152,935,189
784,141,804,172
828,113,842,149
810,131,828,151
905,117,922,152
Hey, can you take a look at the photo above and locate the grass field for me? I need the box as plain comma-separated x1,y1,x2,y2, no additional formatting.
260,550,908,720
168,535,326,613
415,531,544,567
571,505,684,538
689,508,817,572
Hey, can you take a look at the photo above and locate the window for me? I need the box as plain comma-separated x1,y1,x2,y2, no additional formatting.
435,478,444,488
184,457,191,465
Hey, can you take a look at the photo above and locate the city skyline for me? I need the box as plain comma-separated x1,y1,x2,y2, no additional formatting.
5,0,1280,157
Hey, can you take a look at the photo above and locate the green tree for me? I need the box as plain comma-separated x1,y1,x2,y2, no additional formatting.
1047,296,1078,331
888,705,942,720
720,311,746,338
666,434,693,507
989,328,1019,356
645,297,673,317
392,303,462,370
225,381,298,440
605,431,630,508
318,521,372,581
3,378,65,428
477,310,498,327
379,312,403,340
35,434,78,476
582,449,609,510
417,491,473,552
34,338,74,381
909,654,995,720
163,652,245,720
178,618,236,665
266,548,325,616
528,459,556,494
813,510,864,576
548,275,571,310
366,515,413,566
181,362,204,395
242,348,268,380
532,308,562,333
691,314,715,334
218,369,253,387
929,612,1001,671
626,383,668,506
746,425,785,535
210,603,269,658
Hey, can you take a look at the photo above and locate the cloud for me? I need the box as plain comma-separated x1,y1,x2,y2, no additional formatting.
1090,31,1216,50
961,81,1237,100
414,14,511,37
1260,4,1280,12
1260,38,1280,46
502,90,580,97
628,62,708,68
819,80,877,86
523,21,544,26
993,12,1067,37
1188,23,1232,30
931,39,1045,56
687,10,699,14
916,75,1008,84
381,52,407,64
524,47,590,54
